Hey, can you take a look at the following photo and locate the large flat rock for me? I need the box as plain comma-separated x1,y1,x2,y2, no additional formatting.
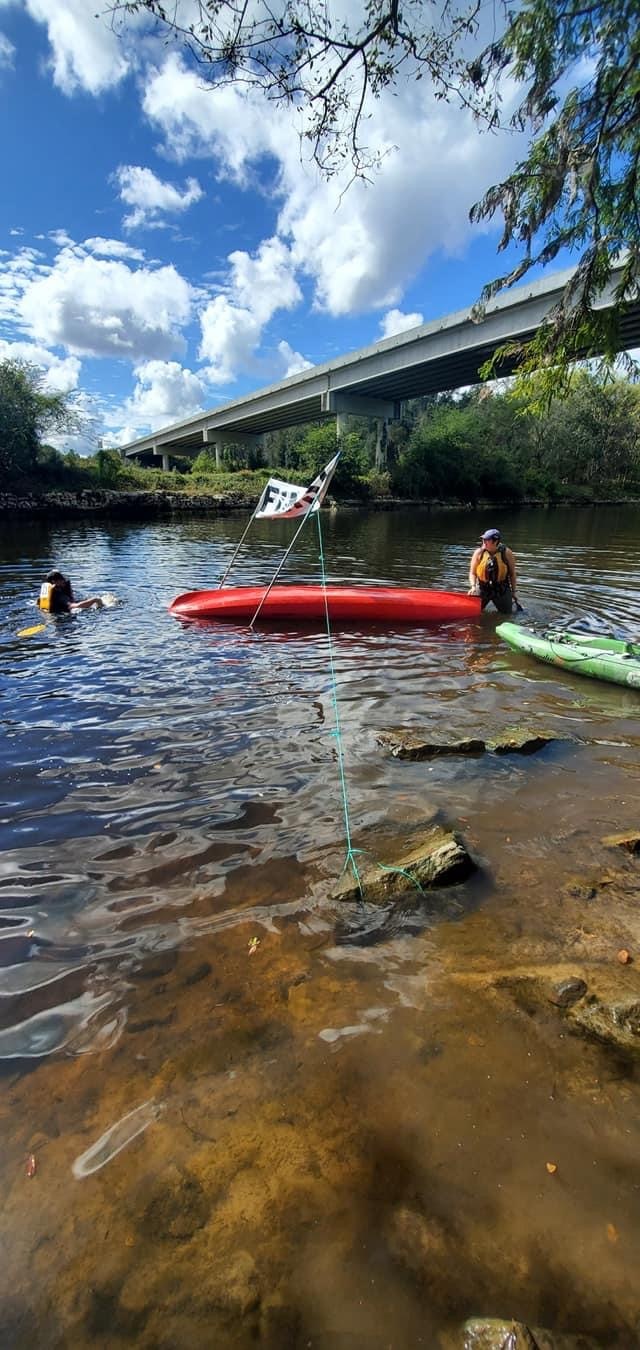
332,823,476,903
378,730,485,759
378,727,563,759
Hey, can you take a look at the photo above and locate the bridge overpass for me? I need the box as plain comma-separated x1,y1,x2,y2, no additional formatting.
119,263,640,470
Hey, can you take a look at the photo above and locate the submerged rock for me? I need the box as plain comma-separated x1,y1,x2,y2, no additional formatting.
568,996,640,1053
486,731,560,755
377,730,485,759
332,824,476,903
458,1318,600,1349
378,728,562,760
547,978,588,1008
601,830,640,854
562,877,598,902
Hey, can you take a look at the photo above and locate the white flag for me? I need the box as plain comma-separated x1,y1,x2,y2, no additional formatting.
255,452,340,519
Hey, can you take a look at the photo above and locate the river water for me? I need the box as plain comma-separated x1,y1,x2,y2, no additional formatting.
1,504,640,1348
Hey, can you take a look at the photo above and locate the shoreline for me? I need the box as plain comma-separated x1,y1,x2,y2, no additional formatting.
1,487,639,518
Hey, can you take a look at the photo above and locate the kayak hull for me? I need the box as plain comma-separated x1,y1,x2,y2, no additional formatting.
497,622,640,689
169,585,481,625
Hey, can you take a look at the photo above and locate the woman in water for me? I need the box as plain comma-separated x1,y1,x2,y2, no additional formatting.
468,528,519,613
39,570,104,613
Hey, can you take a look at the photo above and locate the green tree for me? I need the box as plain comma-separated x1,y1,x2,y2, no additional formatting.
111,0,640,385
0,360,79,483
94,447,126,486
393,403,487,502
191,447,220,475
292,424,368,494
524,371,640,488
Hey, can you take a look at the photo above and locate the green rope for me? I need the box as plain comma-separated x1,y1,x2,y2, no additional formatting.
315,512,426,903
316,511,365,898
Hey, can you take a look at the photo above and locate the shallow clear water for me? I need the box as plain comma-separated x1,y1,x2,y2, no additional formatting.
1,504,640,1348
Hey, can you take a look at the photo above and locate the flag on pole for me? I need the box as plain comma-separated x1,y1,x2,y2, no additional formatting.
255,452,340,519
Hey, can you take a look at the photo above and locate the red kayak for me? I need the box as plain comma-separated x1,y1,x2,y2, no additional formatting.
169,585,481,624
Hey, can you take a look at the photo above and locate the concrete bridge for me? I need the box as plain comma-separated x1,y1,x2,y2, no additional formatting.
119,263,640,470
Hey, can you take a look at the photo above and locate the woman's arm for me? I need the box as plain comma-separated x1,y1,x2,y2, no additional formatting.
468,548,481,591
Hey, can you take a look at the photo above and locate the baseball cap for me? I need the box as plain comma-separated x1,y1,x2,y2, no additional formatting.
481,528,501,541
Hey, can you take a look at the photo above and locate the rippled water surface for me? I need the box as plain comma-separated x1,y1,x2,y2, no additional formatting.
1,504,640,1349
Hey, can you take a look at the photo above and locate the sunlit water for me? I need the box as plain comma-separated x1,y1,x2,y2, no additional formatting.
1,504,640,1348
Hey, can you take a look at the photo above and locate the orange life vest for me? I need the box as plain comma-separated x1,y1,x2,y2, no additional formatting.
476,545,509,587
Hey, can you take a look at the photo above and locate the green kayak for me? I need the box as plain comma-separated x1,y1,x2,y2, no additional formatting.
496,622,640,689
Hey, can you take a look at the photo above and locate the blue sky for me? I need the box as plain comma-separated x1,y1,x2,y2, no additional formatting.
0,1,539,452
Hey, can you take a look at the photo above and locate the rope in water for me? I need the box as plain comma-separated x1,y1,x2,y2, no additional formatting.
315,510,365,897
315,511,425,902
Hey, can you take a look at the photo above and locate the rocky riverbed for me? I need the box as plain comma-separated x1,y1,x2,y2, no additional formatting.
1,828,639,1348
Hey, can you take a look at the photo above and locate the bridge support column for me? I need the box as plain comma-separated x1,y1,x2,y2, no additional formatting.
151,443,171,472
323,392,399,467
374,418,388,471
203,428,220,467
203,428,261,465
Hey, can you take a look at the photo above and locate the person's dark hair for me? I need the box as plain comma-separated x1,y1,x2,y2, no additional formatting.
46,570,73,602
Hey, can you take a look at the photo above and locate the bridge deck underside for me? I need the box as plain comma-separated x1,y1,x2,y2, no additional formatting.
127,302,640,457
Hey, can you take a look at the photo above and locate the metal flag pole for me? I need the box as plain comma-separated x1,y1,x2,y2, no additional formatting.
217,483,269,589
248,455,340,627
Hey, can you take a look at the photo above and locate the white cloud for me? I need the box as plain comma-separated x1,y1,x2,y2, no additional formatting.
198,236,303,382
224,237,302,320
48,228,75,248
121,358,205,430
142,55,274,182
23,0,129,94
115,164,203,230
102,359,207,445
0,339,81,393
0,246,50,324
0,31,14,68
142,53,524,320
379,308,424,338
199,297,261,384
19,252,193,360
277,340,313,377
83,236,146,262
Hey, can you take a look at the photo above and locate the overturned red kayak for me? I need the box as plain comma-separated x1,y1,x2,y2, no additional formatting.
169,585,481,625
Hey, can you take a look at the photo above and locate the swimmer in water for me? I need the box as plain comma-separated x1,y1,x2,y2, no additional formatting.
39,570,104,614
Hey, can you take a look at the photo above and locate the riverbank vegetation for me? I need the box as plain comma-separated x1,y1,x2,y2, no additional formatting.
2,357,640,506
